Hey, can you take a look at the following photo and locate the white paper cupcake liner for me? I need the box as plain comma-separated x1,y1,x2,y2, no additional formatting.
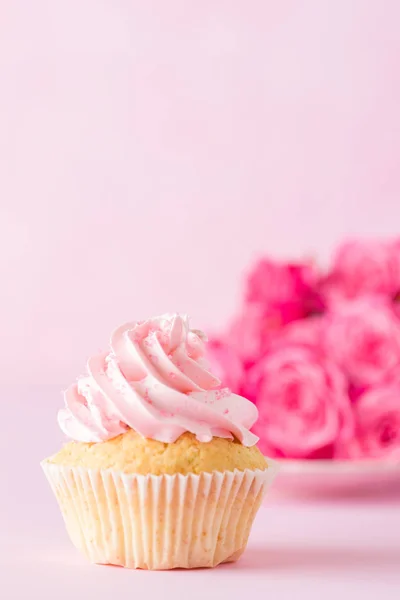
41,461,278,570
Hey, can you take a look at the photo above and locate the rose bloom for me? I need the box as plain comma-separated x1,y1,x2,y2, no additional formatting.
226,303,281,365
247,345,353,458
245,258,324,321
324,298,400,388
342,383,400,460
271,316,325,352
326,238,400,301
206,337,245,393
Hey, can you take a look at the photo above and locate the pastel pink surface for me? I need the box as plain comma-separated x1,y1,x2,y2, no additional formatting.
3,501,400,600
2,386,400,598
2,1,400,387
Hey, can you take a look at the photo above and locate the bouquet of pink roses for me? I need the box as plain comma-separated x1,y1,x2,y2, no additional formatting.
208,239,400,462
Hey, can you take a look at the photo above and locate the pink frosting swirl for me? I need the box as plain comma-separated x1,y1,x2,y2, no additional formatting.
58,314,259,446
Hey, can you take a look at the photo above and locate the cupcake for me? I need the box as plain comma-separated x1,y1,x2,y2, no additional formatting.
42,314,278,569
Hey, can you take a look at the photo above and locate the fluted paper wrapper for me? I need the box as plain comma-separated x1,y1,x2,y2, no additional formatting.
41,461,278,570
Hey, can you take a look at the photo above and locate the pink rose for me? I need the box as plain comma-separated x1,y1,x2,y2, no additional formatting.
248,346,353,458
271,316,325,352
326,239,400,302
206,337,245,393
343,383,400,459
324,298,400,387
227,304,280,365
245,258,324,322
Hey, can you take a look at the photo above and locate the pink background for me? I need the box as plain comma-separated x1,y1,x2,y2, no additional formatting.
2,0,400,386
1,5,400,596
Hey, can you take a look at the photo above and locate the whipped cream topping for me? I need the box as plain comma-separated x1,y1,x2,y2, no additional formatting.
58,314,259,446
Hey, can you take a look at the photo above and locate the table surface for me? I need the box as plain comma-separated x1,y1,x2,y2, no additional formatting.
2,499,400,599
1,386,400,599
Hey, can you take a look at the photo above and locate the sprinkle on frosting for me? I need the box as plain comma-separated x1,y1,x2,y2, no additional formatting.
58,314,259,446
